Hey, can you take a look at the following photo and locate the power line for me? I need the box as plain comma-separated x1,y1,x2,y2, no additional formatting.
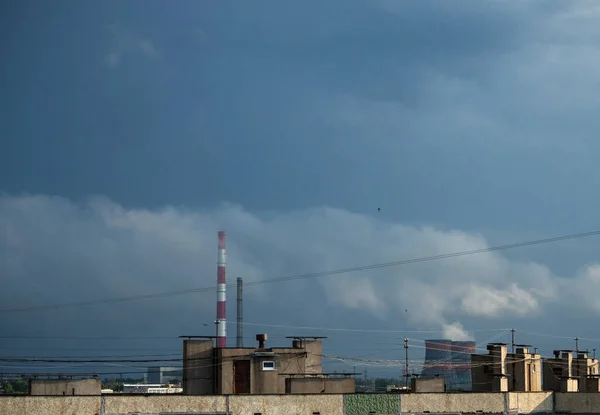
0,334,291,341
234,321,509,334
2,229,599,313
0,336,177,340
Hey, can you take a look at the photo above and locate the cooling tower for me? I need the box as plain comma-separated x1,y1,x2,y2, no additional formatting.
421,339,476,391
450,341,476,391
422,340,454,378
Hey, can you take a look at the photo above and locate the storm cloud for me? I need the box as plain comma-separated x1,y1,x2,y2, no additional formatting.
1,194,598,345
2,0,600,374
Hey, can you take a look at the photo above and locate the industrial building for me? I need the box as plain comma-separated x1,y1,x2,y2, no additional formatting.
147,366,182,385
421,339,476,390
182,333,355,395
122,384,183,394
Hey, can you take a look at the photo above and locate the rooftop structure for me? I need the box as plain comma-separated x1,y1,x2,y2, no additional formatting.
471,343,542,392
182,333,355,395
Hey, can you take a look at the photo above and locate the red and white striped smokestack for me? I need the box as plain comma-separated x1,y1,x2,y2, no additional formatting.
216,231,227,348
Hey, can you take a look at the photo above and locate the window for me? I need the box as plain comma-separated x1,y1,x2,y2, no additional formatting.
262,361,276,371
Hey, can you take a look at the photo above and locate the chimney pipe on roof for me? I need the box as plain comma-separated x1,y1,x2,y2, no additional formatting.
256,334,268,349
237,277,243,348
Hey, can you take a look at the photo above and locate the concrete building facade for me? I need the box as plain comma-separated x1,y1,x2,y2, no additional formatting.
506,345,542,392
471,343,509,392
471,343,542,392
182,334,355,395
29,379,101,396
543,349,599,392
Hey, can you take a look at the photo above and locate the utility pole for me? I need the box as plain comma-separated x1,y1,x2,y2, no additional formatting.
575,337,579,353
511,329,515,354
404,338,409,388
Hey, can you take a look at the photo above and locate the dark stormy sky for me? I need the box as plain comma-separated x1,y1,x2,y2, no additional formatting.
2,0,600,378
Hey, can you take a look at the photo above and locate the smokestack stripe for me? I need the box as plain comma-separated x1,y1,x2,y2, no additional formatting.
216,231,227,348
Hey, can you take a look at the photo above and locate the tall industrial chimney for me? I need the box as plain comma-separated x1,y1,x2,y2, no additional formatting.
216,231,227,348
237,277,243,347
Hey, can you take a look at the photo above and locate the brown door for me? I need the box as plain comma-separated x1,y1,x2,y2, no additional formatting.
233,360,250,394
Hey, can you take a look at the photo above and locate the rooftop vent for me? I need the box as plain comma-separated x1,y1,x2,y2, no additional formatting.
256,334,268,349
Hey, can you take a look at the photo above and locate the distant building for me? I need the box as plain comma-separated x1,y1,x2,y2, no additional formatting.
182,334,355,395
147,366,182,385
122,384,183,394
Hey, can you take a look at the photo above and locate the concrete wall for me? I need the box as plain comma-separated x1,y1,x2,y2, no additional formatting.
217,346,318,394
556,392,600,414
586,377,600,392
507,350,542,392
217,347,251,394
507,392,554,413
344,394,400,415
285,378,354,394
29,379,101,396
229,394,343,415
471,353,496,392
401,392,505,413
104,395,227,414
294,340,323,373
183,339,215,395
4,391,600,415
251,355,282,394
0,396,100,415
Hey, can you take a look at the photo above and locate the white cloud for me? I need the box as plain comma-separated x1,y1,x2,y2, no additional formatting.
1,194,598,342
442,322,472,341
460,284,539,318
